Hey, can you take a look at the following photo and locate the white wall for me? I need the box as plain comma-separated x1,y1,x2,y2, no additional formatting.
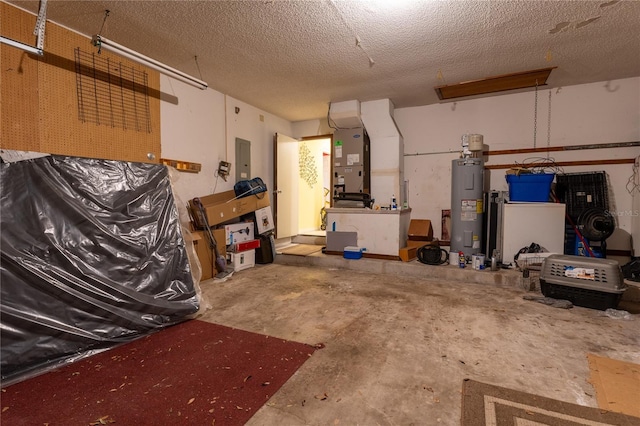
292,119,332,139
162,75,639,255
394,77,640,253
160,77,226,204
160,76,293,206
224,96,294,198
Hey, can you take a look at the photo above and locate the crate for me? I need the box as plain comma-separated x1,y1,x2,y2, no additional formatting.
555,172,609,221
539,254,626,310
514,252,554,271
505,173,554,202
540,282,624,311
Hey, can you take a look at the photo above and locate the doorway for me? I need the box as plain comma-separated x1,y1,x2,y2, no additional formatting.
274,133,331,240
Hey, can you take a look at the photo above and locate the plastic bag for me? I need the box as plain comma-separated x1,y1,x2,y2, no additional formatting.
1,155,199,385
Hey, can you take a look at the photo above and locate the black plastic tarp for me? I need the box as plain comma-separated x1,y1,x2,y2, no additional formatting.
1,155,200,385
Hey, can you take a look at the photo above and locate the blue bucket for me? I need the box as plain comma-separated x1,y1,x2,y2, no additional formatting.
506,173,555,202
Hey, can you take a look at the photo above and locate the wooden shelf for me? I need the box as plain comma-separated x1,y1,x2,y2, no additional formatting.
435,67,556,100
160,158,201,173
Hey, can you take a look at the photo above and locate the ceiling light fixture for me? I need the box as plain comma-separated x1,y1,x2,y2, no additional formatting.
1,0,48,56
0,36,43,56
434,67,556,101
92,35,208,90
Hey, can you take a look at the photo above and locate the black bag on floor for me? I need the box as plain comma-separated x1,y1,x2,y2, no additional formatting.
622,258,640,282
255,233,276,264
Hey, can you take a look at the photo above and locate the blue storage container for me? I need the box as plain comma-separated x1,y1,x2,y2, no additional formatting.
343,246,364,259
506,173,554,202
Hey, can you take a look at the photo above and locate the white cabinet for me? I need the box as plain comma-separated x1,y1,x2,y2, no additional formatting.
502,203,566,265
325,208,412,257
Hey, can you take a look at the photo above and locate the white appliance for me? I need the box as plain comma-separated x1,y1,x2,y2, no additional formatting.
502,202,566,265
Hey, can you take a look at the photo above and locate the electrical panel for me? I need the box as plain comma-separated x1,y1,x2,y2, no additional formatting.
235,138,251,181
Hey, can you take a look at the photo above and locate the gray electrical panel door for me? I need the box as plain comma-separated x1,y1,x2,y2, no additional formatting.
236,138,251,181
332,128,370,197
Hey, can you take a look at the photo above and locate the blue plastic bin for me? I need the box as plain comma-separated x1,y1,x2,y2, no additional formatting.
506,173,554,202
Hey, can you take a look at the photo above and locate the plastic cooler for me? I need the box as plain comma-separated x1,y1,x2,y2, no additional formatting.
343,246,364,259
506,173,554,202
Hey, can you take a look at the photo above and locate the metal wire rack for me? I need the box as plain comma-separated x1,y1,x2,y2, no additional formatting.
74,48,151,133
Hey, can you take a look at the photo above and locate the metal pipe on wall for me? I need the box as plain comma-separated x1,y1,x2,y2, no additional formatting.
404,140,640,157
484,141,640,156
484,158,635,170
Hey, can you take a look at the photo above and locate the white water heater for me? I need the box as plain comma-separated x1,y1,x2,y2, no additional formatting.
450,134,484,259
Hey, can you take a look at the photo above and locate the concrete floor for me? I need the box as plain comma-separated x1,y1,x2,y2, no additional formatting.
197,253,640,425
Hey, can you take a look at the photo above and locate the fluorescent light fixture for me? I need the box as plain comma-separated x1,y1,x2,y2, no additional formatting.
0,36,43,56
435,67,556,100
92,35,208,90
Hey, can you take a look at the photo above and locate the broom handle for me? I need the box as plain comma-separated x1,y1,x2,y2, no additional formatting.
192,198,224,272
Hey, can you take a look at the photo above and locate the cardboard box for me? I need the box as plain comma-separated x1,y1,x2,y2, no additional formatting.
228,250,255,272
400,240,440,262
399,246,419,262
191,190,270,227
192,229,226,280
406,240,430,249
408,219,433,241
587,353,640,418
225,221,255,245
230,239,260,253
254,206,274,234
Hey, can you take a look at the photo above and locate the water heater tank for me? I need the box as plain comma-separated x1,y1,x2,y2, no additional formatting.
450,158,484,259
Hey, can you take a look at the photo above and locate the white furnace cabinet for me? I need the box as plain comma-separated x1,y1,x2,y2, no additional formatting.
325,208,411,257
502,203,566,265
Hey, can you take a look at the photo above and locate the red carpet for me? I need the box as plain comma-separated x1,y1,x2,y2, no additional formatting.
1,320,318,425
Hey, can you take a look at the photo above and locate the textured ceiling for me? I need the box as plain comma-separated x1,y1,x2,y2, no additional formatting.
6,0,640,122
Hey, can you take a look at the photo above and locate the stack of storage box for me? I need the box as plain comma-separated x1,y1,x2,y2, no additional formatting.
399,219,434,262
225,222,260,272
188,190,273,278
